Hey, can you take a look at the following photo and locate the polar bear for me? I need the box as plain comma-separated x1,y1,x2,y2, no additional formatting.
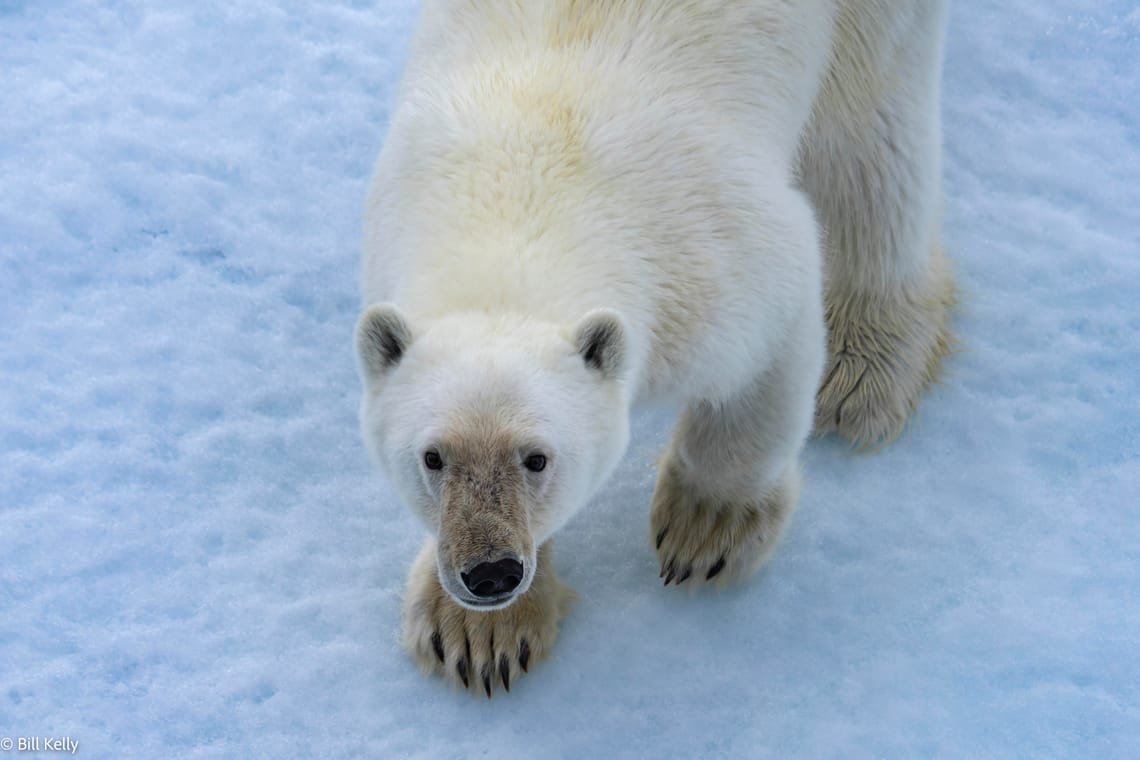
356,0,954,695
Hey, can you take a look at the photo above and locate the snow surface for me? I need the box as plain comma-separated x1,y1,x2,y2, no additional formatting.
1,1,1137,757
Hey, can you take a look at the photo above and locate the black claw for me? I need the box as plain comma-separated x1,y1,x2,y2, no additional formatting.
457,657,469,689
481,663,493,698
706,556,727,580
499,653,511,692
656,528,668,549
677,567,692,584
519,638,531,673
663,567,676,586
431,632,444,663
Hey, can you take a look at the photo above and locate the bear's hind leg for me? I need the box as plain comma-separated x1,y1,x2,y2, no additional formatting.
803,2,955,448
814,245,955,448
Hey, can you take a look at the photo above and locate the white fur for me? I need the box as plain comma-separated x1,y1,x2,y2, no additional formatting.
356,0,951,694
358,310,631,551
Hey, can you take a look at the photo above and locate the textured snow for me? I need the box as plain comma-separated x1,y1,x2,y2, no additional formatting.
1,1,1137,757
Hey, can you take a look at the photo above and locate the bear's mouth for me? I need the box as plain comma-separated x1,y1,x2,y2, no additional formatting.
436,552,534,611
464,594,517,609
445,585,525,611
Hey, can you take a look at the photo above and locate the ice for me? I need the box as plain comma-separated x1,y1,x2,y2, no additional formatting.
1,1,1136,757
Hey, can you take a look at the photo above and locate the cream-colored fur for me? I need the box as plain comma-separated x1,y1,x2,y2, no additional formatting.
814,245,957,447
357,0,952,695
798,3,956,444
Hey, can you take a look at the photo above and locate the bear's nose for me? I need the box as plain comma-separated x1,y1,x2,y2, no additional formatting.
461,558,524,598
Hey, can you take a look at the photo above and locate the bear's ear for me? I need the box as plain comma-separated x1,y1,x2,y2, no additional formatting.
572,308,627,380
356,303,413,381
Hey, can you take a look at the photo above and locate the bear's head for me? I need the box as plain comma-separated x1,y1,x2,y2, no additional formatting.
355,305,632,610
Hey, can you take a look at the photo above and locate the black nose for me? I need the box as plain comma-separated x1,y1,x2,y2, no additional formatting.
461,558,524,598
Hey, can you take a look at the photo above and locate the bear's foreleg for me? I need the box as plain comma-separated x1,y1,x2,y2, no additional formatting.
650,310,822,586
402,539,575,696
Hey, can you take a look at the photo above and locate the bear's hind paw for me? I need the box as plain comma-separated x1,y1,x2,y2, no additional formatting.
815,268,956,448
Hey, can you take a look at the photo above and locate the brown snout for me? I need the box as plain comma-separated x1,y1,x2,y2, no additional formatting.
441,509,529,580
438,471,532,602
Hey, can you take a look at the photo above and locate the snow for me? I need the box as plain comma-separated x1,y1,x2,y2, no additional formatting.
1,1,1136,757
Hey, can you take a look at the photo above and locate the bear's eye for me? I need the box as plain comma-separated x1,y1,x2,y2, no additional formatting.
423,450,443,471
524,454,546,473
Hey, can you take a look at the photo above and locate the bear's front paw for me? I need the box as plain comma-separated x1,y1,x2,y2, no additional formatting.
650,459,796,587
402,542,574,697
